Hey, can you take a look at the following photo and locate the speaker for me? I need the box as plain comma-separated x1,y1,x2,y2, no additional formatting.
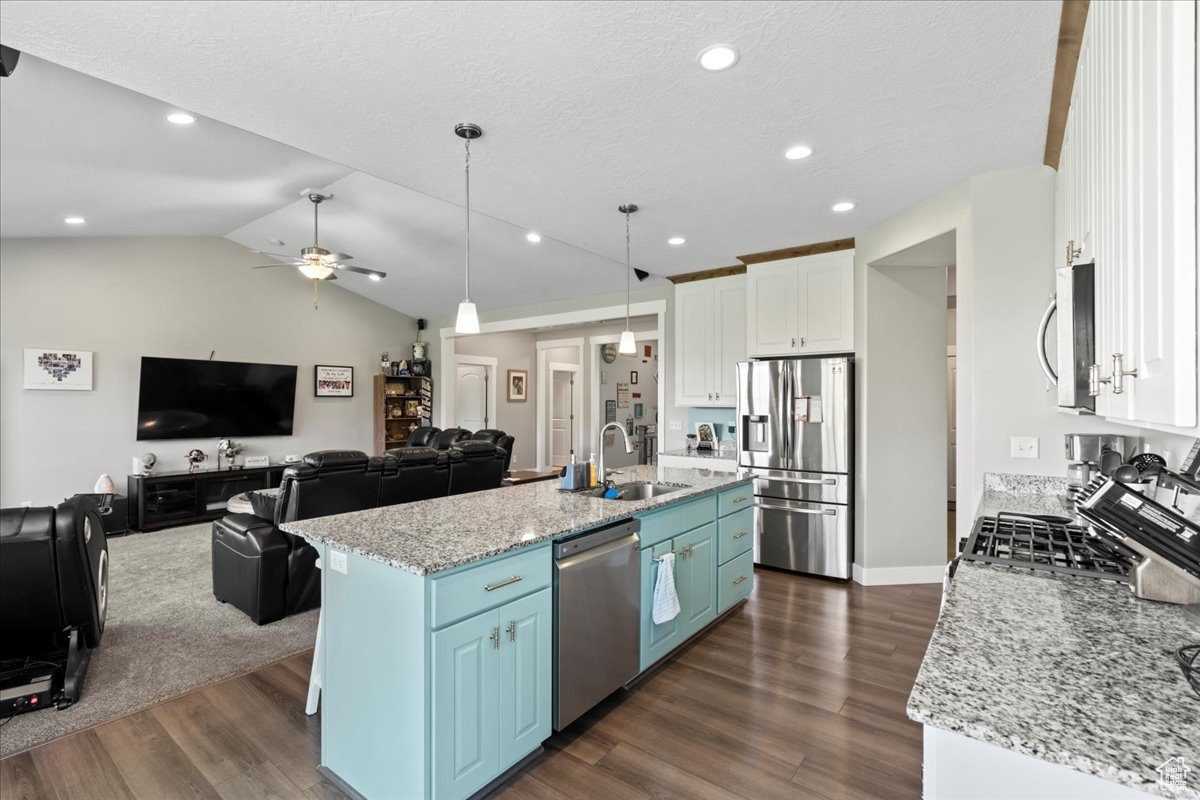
0,46,20,78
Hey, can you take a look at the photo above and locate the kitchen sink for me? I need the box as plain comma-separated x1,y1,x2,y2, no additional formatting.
586,481,690,501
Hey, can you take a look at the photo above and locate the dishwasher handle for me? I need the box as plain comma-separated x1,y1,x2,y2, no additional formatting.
554,518,641,559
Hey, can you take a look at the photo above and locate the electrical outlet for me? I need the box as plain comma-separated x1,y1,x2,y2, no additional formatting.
328,550,348,575
1010,436,1039,459
668,419,683,431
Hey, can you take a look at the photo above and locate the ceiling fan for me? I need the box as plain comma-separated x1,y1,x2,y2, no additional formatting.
250,190,387,307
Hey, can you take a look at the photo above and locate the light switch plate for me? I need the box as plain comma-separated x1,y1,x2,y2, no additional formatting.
1011,436,1039,459
668,419,683,431
328,550,348,575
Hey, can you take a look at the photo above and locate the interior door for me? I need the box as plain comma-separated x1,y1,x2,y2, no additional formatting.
456,364,488,432
432,611,499,800
498,589,551,769
550,370,574,466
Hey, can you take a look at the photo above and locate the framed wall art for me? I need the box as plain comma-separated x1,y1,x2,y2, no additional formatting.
315,365,354,397
508,369,528,402
24,348,93,390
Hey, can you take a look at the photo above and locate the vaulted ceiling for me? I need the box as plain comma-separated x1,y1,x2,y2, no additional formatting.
0,0,1061,317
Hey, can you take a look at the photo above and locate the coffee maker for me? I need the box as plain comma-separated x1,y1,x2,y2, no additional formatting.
1064,433,1129,501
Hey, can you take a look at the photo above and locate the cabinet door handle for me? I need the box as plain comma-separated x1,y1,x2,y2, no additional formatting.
489,626,500,649
1088,363,1111,397
734,530,750,539
733,495,750,504
484,575,522,592
733,575,749,585
791,337,796,348
506,621,516,642
800,337,805,347
1110,353,1138,395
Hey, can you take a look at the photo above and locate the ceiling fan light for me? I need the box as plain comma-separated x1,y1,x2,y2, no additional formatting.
618,329,637,355
456,300,480,335
298,263,334,280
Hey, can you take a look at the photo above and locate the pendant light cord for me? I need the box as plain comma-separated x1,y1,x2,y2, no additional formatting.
625,210,631,328
464,138,471,300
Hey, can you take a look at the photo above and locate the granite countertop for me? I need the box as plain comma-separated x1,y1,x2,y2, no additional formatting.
974,471,1076,519
280,464,750,576
910,472,1200,798
659,447,738,460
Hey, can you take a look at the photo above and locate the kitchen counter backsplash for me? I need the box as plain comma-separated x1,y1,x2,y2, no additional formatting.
982,472,1070,494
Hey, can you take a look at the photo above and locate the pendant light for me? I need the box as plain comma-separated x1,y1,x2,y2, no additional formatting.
455,123,483,334
618,203,639,354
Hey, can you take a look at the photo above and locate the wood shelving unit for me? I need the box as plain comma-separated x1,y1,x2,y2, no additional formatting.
373,374,433,454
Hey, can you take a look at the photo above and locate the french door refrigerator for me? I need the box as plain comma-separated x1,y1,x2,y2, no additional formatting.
736,357,853,579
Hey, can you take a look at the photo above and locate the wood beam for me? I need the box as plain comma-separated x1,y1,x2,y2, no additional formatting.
666,265,746,285
737,237,855,265
1043,0,1090,169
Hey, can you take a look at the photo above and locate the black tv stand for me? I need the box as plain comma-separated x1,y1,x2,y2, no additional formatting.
127,463,287,531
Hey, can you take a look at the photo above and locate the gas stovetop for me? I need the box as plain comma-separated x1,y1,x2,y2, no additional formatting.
962,513,1137,582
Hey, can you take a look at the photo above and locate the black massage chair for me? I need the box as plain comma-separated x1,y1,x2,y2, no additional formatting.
0,496,109,714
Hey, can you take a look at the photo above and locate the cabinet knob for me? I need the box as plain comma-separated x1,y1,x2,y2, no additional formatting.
1111,353,1139,395
800,337,805,347
791,337,796,348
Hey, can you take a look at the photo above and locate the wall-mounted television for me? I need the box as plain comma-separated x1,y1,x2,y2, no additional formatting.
136,357,298,440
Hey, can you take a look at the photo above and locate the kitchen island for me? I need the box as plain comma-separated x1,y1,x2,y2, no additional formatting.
280,464,754,800
909,474,1200,799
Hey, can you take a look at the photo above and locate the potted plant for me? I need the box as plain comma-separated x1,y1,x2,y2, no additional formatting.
218,439,245,470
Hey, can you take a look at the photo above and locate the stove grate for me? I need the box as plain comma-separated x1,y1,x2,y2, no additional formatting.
963,514,1135,582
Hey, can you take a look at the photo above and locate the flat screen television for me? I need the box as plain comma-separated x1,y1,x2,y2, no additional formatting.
136,357,298,440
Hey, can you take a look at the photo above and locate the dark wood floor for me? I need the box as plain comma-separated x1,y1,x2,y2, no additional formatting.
0,570,942,800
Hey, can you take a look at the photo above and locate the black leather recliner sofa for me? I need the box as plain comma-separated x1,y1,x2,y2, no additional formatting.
405,426,441,448
469,429,516,474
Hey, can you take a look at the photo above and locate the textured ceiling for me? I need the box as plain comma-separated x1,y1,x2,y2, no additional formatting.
0,0,1060,316
0,55,352,237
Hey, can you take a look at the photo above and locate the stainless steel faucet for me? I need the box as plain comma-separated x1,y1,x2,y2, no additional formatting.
598,422,635,486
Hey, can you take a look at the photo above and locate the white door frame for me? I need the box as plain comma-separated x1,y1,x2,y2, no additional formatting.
439,299,668,438
453,354,498,431
544,361,583,468
589,330,662,464
535,337,585,469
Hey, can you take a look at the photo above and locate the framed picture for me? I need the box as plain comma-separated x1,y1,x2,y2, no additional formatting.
630,370,639,385
605,399,617,423
634,402,644,419
315,365,354,397
24,348,93,390
695,421,718,445
508,369,528,402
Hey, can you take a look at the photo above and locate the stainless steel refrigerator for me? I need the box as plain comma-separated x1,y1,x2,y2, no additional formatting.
736,357,853,579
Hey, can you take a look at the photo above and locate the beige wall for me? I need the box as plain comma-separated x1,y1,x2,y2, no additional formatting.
0,236,417,505
453,330,538,469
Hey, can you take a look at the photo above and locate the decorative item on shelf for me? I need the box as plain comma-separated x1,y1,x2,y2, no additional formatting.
404,399,421,417
185,448,208,473
93,473,115,493
390,405,403,419
508,369,528,402
23,348,93,390
694,422,717,450
617,203,639,355
409,358,430,376
380,352,390,374
132,452,157,477
218,439,245,469
243,455,270,468
454,123,483,335
413,319,427,360
315,364,354,397
407,422,418,434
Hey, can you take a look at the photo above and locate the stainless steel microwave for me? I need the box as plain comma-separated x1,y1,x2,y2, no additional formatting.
1037,261,1095,413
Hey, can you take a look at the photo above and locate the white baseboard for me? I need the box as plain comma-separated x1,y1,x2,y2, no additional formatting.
852,562,947,586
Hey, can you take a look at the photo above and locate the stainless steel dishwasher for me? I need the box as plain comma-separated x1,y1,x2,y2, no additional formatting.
553,517,641,730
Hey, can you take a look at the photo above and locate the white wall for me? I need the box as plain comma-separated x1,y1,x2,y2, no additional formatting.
0,236,417,505
452,330,537,469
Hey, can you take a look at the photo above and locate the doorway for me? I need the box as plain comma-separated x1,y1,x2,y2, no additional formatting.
547,362,581,467
593,337,659,470
454,355,497,432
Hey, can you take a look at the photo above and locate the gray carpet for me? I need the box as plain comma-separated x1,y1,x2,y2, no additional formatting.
0,523,318,756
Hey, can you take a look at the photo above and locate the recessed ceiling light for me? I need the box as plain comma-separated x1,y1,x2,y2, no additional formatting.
785,145,813,160
368,274,382,281
699,44,738,71
526,232,542,243
166,112,196,125
831,201,856,213
668,237,686,245
64,216,86,225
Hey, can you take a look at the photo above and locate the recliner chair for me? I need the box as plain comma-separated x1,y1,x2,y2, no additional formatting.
0,496,108,712
470,429,515,473
405,426,440,449
448,440,507,495
212,450,382,624
380,447,450,505
431,427,471,450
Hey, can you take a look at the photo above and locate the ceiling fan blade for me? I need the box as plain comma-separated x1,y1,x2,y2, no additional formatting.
332,264,387,279
321,252,353,262
251,250,302,260
251,263,302,269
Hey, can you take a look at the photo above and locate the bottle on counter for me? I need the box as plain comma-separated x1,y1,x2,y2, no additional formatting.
588,453,597,487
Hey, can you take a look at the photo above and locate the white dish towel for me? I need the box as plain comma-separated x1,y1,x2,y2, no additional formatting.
652,552,681,624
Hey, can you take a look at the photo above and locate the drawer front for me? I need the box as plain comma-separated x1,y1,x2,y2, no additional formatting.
718,550,754,614
717,482,754,517
637,495,717,548
431,546,551,629
717,507,754,564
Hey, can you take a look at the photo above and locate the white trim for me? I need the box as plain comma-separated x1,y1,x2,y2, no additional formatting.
535,337,585,469
452,354,498,431
544,361,583,468
852,562,947,586
438,299,668,442
588,330,662,464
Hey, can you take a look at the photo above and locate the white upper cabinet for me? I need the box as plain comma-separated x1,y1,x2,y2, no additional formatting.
674,274,746,407
746,250,855,357
1055,0,1197,430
